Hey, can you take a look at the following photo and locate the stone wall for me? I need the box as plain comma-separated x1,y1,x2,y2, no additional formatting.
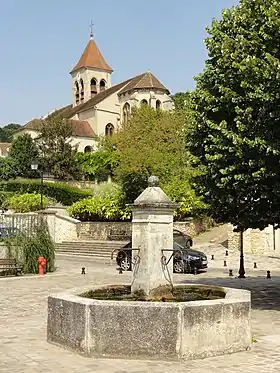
78,217,214,241
227,224,280,254
0,212,214,244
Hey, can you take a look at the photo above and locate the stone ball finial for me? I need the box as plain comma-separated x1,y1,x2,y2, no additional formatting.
148,175,159,187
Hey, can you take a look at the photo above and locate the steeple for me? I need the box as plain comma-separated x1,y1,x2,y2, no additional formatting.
70,38,113,74
70,26,113,107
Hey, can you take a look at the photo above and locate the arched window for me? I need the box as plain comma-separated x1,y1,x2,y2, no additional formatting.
141,99,148,106
84,146,92,153
75,81,79,105
91,78,97,97
123,102,130,123
105,123,114,137
80,79,84,103
100,79,106,92
156,99,161,109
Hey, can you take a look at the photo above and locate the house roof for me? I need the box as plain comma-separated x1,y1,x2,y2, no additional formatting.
118,72,169,95
22,117,94,138
0,142,11,155
70,38,113,74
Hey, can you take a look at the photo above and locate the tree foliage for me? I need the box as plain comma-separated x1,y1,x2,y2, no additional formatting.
37,114,79,180
114,106,206,217
9,134,38,177
0,123,21,142
188,0,280,230
0,158,17,181
75,150,119,181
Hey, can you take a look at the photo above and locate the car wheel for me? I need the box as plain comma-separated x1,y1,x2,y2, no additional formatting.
173,260,184,274
120,257,131,271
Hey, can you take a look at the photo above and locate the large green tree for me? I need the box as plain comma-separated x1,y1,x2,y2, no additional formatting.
9,134,38,177
188,0,280,231
37,114,79,180
114,106,207,217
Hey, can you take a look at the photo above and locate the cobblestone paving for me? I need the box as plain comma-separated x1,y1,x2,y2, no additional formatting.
1,253,280,373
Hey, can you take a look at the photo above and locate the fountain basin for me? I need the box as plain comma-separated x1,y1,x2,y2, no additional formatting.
47,283,251,361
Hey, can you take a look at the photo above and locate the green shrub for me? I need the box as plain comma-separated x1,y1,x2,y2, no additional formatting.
0,180,92,205
163,176,209,220
4,221,55,274
0,191,14,209
67,184,131,221
7,193,50,212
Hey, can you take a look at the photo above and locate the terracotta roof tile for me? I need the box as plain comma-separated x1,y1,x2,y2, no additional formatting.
71,39,113,73
22,117,94,138
118,72,169,95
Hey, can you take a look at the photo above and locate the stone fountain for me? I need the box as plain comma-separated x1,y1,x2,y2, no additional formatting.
47,176,251,361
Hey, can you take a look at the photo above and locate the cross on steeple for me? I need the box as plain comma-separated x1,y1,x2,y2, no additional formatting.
89,21,94,39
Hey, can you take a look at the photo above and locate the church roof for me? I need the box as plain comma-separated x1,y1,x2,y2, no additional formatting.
118,72,169,95
22,117,94,138
65,78,133,118
66,71,169,117
70,39,113,73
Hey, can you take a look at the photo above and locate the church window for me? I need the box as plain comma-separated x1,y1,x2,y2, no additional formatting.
156,99,161,109
91,78,97,97
141,99,148,106
84,145,92,153
100,79,106,92
80,79,84,103
123,102,130,123
105,123,114,137
75,81,79,105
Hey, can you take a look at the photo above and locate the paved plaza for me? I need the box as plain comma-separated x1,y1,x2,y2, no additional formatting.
1,245,280,373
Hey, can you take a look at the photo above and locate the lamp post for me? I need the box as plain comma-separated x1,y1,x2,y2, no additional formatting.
31,159,43,210
238,229,245,278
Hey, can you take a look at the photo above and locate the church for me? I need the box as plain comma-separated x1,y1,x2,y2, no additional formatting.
17,32,174,152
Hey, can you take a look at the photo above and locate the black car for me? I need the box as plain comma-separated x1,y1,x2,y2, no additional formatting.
116,230,208,274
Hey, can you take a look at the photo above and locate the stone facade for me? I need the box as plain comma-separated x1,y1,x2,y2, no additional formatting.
228,224,280,254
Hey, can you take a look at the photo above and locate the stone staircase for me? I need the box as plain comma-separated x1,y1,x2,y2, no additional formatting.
55,240,128,259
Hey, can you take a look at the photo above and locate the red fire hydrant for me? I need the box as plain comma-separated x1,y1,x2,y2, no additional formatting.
38,256,47,275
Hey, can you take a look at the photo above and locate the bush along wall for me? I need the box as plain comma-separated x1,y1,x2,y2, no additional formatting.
3,221,55,274
0,180,92,206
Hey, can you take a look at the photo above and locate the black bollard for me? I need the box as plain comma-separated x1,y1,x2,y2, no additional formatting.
224,260,227,267
267,270,271,279
117,267,123,274
211,254,214,260
81,267,86,275
229,269,233,277
254,262,257,269
225,250,228,256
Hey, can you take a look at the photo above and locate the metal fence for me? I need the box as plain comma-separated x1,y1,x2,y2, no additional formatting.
0,214,43,238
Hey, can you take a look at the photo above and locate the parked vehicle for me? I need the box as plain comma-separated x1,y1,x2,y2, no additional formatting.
116,230,207,274
0,227,19,238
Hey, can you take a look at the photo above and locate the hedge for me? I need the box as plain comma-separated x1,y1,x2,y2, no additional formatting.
0,180,92,206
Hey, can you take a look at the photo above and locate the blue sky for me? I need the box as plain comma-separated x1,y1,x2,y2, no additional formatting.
0,0,239,126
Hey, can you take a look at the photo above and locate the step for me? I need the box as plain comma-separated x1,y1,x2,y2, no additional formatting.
56,248,114,255
55,250,113,258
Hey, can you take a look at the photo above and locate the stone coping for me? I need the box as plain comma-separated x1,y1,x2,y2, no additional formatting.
49,283,251,306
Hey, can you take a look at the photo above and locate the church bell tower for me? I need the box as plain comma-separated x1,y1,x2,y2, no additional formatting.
70,22,113,107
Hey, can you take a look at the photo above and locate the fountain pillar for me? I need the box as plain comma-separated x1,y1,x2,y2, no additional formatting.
131,176,179,295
